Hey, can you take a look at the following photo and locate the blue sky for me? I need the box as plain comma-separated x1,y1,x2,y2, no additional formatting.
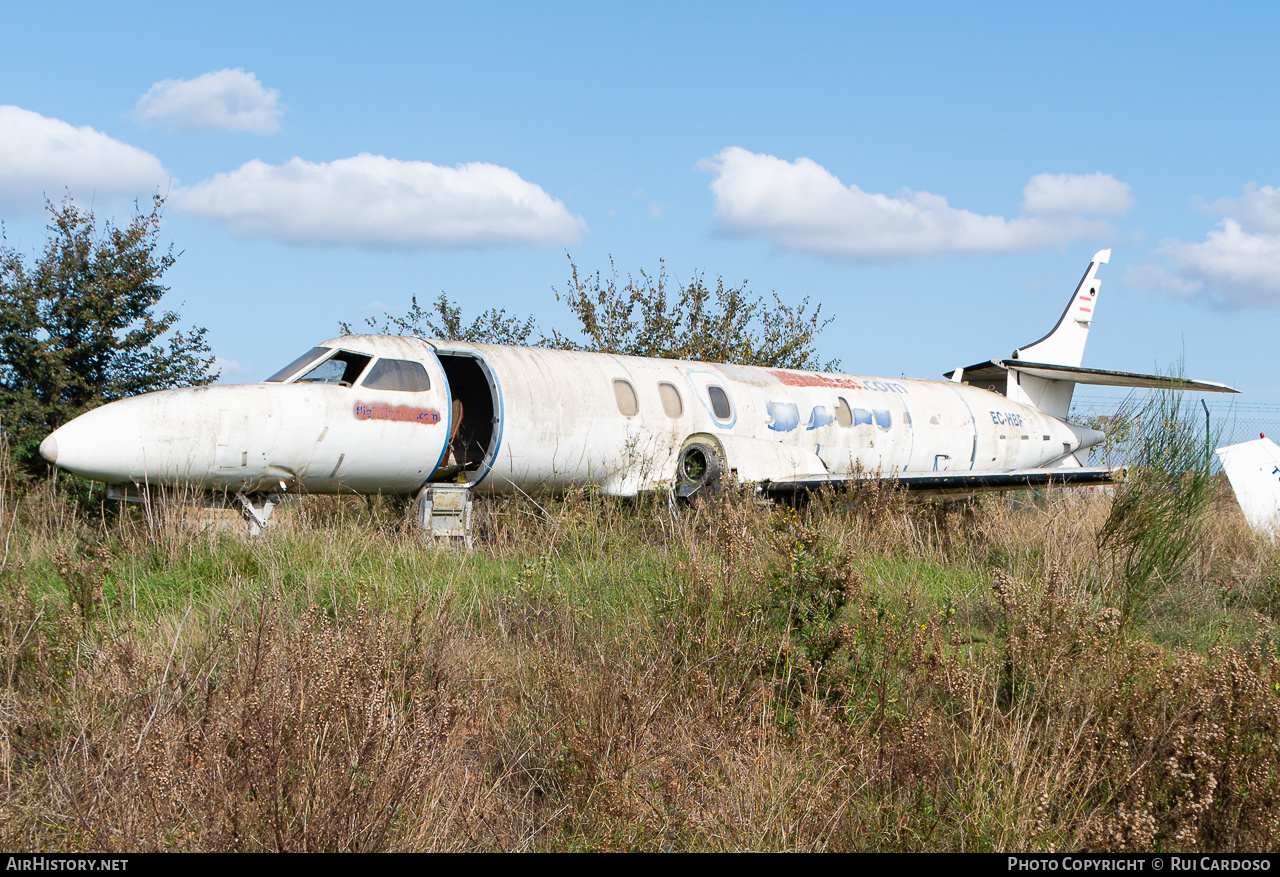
2,1,1277,419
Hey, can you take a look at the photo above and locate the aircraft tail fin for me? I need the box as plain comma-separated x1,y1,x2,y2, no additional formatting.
1014,248,1110,368
1216,436,1280,539
944,250,1109,419
992,248,1109,419
944,249,1235,420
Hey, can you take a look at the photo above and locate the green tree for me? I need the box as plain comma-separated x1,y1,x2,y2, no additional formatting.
0,197,218,470
549,257,838,370
351,256,838,370
340,292,538,346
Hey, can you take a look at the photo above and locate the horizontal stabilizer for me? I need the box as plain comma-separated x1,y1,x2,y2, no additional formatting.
945,360,1238,394
1008,361,1238,393
762,466,1124,499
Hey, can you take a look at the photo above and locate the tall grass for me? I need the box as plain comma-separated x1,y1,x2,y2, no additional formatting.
1,454,1278,851
1098,382,1223,627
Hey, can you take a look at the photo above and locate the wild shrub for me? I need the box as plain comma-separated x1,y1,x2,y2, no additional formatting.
0,197,216,479
1098,385,1220,626
971,564,1280,852
1,580,462,851
763,505,855,697
1078,635,1280,852
353,256,836,370
51,541,113,623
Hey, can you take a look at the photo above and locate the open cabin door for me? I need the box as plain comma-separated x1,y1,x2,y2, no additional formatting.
431,351,501,488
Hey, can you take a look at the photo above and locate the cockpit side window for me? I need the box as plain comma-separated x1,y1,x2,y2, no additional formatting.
296,351,373,387
362,358,432,391
265,347,329,382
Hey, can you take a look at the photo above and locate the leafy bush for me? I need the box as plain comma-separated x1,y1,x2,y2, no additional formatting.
347,256,837,369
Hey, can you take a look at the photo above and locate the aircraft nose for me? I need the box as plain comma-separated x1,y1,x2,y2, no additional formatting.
41,384,316,490
42,402,143,483
39,434,57,465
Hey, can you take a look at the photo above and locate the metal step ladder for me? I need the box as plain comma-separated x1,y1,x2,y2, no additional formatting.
416,485,473,548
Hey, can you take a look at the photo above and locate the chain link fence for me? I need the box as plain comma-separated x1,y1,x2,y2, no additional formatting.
1070,393,1280,472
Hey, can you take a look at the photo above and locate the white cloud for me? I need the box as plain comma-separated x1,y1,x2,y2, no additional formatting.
699,147,1120,260
1022,172,1132,216
136,69,282,134
1203,183,1280,233
1127,184,1280,308
0,106,169,215
1123,263,1202,299
176,153,585,249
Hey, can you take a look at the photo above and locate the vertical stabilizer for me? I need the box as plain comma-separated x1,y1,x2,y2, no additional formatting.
1005,249,1110,419
1216,436,1280,539
1014,248,1110,368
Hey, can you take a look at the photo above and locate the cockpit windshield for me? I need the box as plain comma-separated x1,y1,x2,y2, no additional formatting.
295,351,373,387
265,347,329,382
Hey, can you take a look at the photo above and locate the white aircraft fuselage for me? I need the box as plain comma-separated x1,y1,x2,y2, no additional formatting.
37,250,1236,502
39,337,1102,498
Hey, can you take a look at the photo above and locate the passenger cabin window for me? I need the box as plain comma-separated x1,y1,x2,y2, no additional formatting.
835,397,853,428
658,382,683,418
265,347,329,382
296,351,372,387
362,358,431,391
707,386,732,420
613,379,639,417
